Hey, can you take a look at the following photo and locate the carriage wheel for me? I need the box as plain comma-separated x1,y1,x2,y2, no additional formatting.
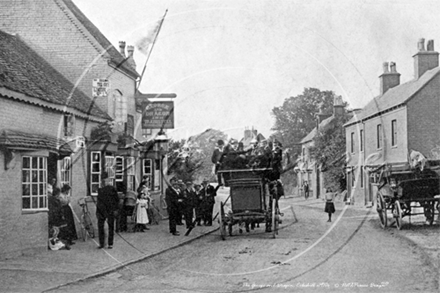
272,197,279,239
377,192,387,229
394,200,403,230
219,202,226,240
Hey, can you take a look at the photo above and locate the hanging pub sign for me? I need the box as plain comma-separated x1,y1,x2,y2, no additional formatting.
92,78,110,97
141,101,174,129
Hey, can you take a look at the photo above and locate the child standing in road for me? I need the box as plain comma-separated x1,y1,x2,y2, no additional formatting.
324,188,336,222
135,192,150,232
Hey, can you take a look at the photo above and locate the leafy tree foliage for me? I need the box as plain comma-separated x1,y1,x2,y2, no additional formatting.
166,129,227,183
309,113,350,192
271,87,344,150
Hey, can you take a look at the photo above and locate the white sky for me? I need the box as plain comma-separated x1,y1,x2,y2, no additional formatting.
73,0,440,141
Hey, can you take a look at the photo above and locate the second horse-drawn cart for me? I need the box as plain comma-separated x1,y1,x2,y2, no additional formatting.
369,160,440,230
217,168,283,239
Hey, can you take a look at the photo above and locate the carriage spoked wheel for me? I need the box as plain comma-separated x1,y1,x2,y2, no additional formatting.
219,201,226,240
377,192,387,229
272,197,279,239
393,200,403,230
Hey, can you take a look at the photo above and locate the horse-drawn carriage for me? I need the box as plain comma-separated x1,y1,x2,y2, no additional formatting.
370,160,440,230
217,168,283,239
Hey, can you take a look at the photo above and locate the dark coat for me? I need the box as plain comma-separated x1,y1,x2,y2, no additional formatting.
48,195,66,228
165,186,180,210
96,185,119,218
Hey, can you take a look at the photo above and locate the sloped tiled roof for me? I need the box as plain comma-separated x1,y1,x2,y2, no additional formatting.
61,0,139,79
300,115,335,144
0,129,72,154
346,67,440,126
0,30,110,119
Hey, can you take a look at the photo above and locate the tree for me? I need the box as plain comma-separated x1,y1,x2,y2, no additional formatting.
309,113,350,192
271,88,344,149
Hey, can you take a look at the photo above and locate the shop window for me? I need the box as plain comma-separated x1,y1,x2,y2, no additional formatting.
64,114,75,137
22,156,47,210
115,156,124,182
126,157,135,191
143,159,153,190
90,151,101,195
60,156,71,187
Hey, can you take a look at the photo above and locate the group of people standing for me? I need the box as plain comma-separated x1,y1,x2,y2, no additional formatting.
165,177,219,236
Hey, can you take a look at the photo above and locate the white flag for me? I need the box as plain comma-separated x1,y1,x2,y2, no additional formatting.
136,19,162,55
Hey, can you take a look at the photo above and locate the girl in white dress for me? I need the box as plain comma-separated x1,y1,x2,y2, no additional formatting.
135,190,150,232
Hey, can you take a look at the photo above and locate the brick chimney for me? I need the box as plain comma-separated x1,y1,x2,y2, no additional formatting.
379,61,400,95
126,45,136,69
333,95,344,116
119,41,126,57
413,38,439,79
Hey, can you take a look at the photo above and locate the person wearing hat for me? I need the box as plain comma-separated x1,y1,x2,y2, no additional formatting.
96,176,119,249
211,139,225,185
165,177,181,236
183,181,196,229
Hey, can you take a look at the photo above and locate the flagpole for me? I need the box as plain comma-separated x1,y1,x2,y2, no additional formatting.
136,9,168,91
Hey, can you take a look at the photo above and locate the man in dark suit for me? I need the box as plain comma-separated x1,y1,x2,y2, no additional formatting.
165,177,181,236
183,181,196,229
96,177,119,249
211,140,225,185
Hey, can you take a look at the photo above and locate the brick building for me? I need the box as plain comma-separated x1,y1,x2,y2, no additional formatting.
295,97,345,199
0,30,109,258
1,0,173,257
344,38,440,206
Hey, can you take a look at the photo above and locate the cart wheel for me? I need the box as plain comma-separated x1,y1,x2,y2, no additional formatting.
394,200,403,230
272,197,279,239
377,192,387,229
219,202,226,240
228,224,233,236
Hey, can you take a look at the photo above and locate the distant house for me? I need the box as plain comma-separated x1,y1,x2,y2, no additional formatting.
0,30,109,258
344,38,440,206
296,98,345,199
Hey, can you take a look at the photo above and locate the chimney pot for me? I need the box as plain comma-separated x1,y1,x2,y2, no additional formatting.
127,45,134,57
383,62,389,73
418,38,426,51
427,39,434,51
390,62,397,73
119,41,126,57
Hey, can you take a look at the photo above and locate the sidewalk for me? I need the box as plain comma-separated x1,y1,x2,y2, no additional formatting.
0,218,218,293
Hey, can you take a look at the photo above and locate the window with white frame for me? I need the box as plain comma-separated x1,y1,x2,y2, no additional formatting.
115,156,124,182
154,159,161,191
142,159,153,190
105,156,115,179
350,132,355,153
391,120,397,147
360,129,364,152
90,151,101,195
377,124,382,149
60,156,71,187
126,157,136,191
63,114,75,137
22,156,47,210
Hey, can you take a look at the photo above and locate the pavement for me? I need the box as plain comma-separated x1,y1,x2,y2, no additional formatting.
0,216,219,293
0,193,437,293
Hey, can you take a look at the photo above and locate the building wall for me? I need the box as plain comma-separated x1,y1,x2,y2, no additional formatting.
407,77,440,157
0,97,99,258
346,107,408,206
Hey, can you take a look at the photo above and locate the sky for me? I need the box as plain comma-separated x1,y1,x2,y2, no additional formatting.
73,0,440,141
